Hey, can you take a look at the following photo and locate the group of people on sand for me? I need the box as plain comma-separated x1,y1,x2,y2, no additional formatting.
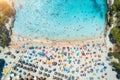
2,40,113,80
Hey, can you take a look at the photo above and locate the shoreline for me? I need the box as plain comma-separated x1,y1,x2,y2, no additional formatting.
3,0,108,50
10,32,104,42
9,33,105,48
9,35,105,51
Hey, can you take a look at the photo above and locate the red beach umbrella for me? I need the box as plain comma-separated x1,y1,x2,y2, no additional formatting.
102,75,104,78
82,52,85,56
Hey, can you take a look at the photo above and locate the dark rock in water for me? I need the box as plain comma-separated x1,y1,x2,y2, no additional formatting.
0,59,5,79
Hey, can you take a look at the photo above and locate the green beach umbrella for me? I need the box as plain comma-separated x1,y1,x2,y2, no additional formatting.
97,77,100,79
60,50,64,54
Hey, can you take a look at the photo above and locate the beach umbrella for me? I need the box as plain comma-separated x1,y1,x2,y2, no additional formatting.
48,70,52,73
15,68,18,71
54,72,57,75
43,46,46,49
15,50,20,54
39,71,42,74
58,73,61,76
47,74,50,77
52,62,57,66
64,52,67,56
45,68,48,72
104,66,107,70
18,60,22,63
82,52,85,56
27,68,30,71
35,66,38,68
43,73,47,76
32,64,35,67
61,74,64,77
72,71,75,74
62,47,66,50
31,75,34,78
97,77,100,79
20,64,23,68
11,67,15,71
48,61,52,65
101,75,104,78
96,69,99,73
40,66,44,70
76,52,80,56
53,68,56,71
13,65,17,69
33,69,36,72
28,63,32,66
60,50,64,54
56,48,58,52
23,72,26,75
36,76,39,80
27,73,31,76
3,69,8,74
93,52,96,54
22,60,25,64
22,44,25,48
63,64,66,67
105,73,107,75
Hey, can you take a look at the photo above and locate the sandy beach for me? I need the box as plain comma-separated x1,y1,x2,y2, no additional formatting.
8,33,105,50
0,34,117,80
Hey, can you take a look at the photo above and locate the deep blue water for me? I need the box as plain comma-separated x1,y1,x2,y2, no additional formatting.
13,0,107,40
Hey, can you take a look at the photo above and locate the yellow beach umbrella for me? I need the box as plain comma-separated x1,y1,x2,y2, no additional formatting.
3,69,8,74
48,61,52,64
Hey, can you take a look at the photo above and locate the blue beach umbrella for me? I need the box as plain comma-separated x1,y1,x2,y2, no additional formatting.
87,44,90,46
93,52,96,54
76,52,80,56
22,44,25,48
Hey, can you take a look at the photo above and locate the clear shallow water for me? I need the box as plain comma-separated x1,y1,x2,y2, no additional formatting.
13,0,107,40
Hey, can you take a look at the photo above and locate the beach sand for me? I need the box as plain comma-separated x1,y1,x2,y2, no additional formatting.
0,34,117,80
9,33,105,49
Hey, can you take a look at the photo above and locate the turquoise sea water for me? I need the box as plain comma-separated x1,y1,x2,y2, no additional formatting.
13,0,107,40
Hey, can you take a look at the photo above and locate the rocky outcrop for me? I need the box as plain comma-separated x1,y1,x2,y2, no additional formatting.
0,0,15,47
